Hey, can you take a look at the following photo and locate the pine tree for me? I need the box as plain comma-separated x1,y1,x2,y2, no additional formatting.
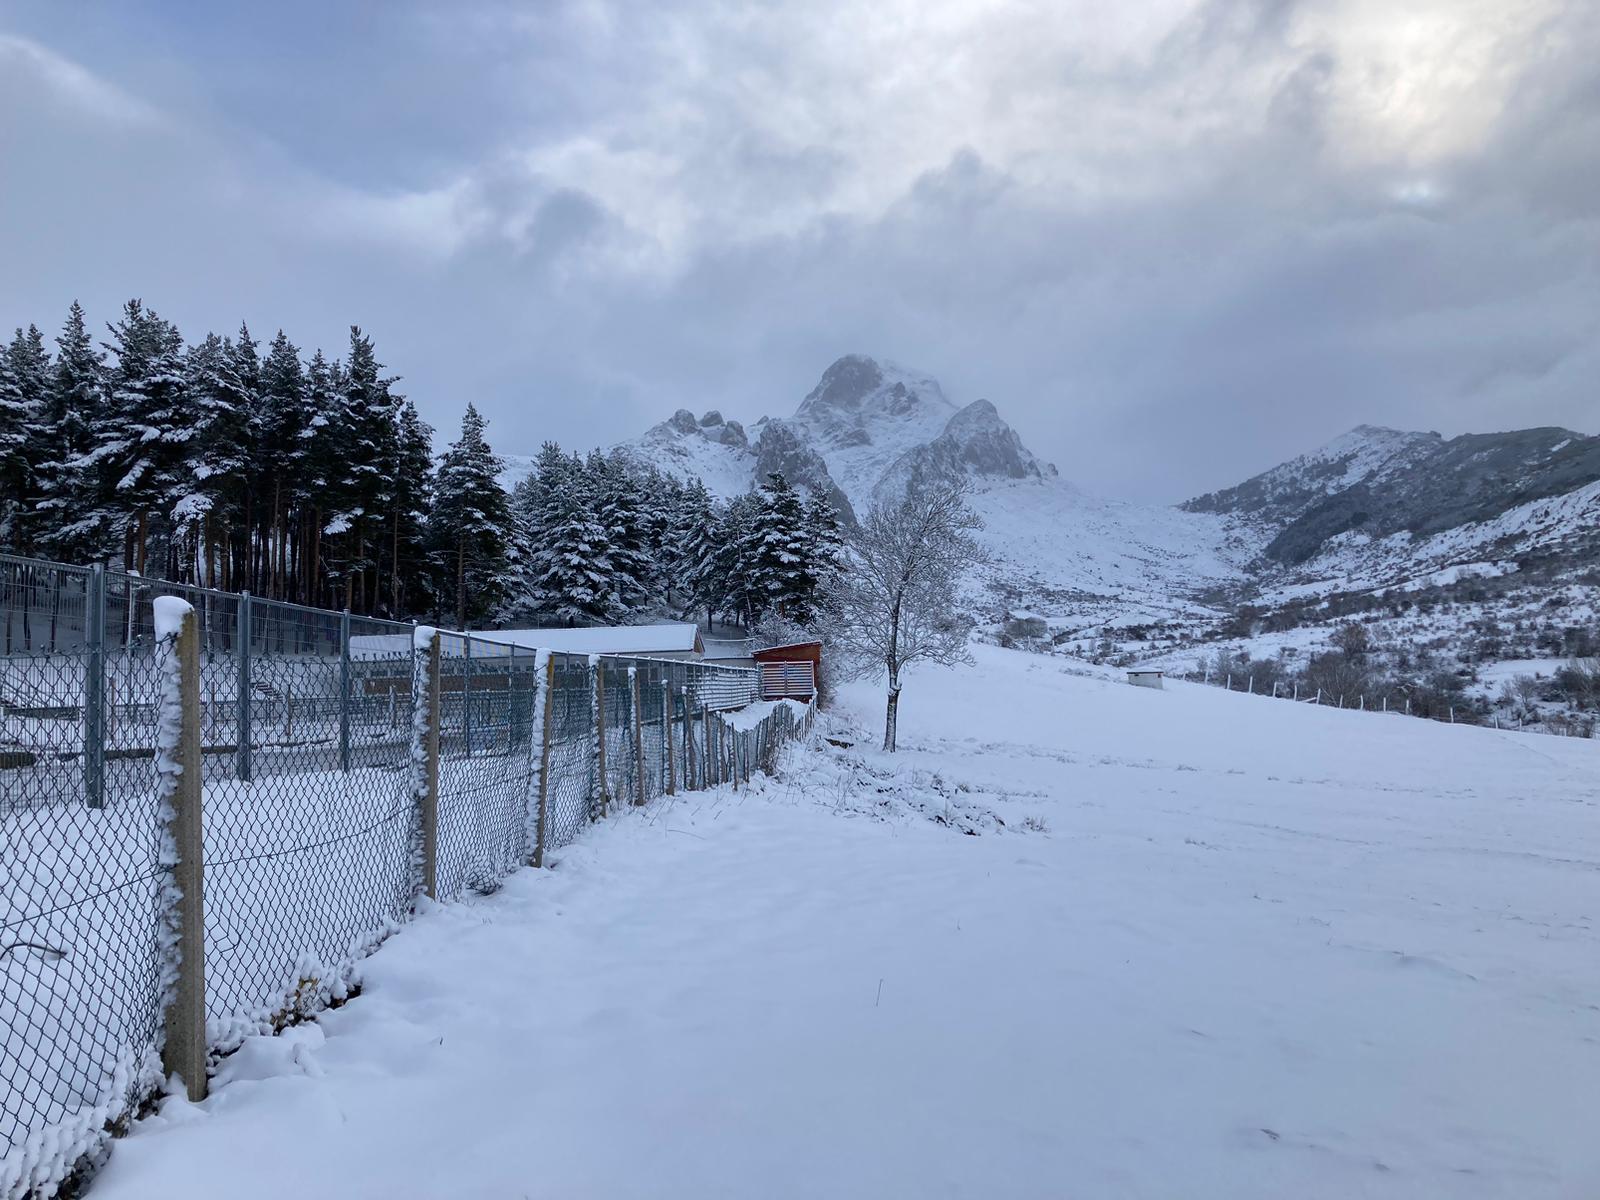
37,302,106,562
390,401,436,618
257,330,312,598
90,300,191,575
592,449,652,617
709,492,763,626
226,324,262,588
749,472,813,621
800,488,844,620
430,403,512,627
676,478,722,623
0,327,48,551
530,452,612,624
505,441,565,619
183,332,253,586
331,327,399,612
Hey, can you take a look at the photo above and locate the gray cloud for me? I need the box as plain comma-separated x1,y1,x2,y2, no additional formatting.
1,0,1595,503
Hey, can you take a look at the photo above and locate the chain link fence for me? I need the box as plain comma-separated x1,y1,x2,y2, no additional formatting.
1,553,804,1199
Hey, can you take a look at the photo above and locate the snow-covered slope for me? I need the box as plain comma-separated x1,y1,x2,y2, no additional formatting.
92,645,1600,1199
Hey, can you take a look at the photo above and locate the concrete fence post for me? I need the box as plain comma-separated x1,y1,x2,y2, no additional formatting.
533,655,556,867
413,629,442,900
631,668,645,807
593,660,609,818
156,599,206,1102
663,680,677,796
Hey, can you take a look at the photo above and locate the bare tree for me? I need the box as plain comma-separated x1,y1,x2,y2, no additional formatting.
827,480,985,751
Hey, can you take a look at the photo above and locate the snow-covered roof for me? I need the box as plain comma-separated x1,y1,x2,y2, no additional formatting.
348,623,703,661
482,624,702,655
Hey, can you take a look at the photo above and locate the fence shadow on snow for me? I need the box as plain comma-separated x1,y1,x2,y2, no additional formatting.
0,553,813,1198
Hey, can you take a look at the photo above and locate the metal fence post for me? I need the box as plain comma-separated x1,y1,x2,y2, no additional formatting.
631,667,645,807
533,655,556,867
83,563,106,809
593,660,609,818
663,679,676,796
235,590,253,782
416,629,441,900
339,607,351,772
158,602,207,1102
463,634,474,758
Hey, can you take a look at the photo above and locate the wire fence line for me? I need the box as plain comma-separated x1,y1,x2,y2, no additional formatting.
0,552,811,1199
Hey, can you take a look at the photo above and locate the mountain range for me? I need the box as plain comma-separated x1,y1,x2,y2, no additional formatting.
505,353,1599,687
608,354,1595,635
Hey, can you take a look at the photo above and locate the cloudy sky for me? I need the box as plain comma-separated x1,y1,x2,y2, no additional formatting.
2,0,1595,502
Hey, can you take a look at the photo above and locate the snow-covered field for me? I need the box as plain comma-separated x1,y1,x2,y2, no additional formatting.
91,645,1600,1198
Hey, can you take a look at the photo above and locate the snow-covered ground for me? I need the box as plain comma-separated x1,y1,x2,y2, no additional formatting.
90,645,1600,1198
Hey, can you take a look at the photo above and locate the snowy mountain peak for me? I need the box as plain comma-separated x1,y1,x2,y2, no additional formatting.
794,355,956,425
873,398,1057,503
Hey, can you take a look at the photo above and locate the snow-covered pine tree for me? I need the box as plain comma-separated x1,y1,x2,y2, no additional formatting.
36,302,106,563
504,440,566,619
675,478,722,624
300,348,342,606
390,400,436,619
90,301,192,575
225,324,263,588
257,330,314,598
750,472,813,622
710,491,763,626
331,327,400,613
431,403,514,627
0,327,48,551
593,449,653,617
530,452,612,625
800,487,845,619
183,332,253,587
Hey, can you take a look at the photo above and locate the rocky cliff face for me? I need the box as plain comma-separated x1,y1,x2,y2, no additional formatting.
633,354,1056,518
1185,424,1600,565
874,399,1055,503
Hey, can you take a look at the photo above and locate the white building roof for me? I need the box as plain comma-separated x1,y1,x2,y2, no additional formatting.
478,624,701,655
349,623,702,661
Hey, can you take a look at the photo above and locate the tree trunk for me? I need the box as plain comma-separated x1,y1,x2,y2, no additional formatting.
392,504,402,618
135,509,149,578
455,539,467,630
883,676,901,753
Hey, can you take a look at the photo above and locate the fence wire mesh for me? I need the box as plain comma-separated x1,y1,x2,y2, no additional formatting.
1,553,800,1196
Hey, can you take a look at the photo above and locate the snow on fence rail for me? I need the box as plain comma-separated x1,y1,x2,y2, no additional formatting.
0,553,805,1199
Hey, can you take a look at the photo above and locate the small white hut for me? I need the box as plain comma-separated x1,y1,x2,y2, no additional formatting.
1127,669,1164,690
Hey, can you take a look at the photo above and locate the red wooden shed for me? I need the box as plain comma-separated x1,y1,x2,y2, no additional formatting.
753,641,821,702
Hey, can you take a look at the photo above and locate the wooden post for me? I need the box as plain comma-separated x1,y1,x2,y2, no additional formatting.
158,601,207,1102
703,702,714,787
706,707,718,786
534,655,556,867
420,630,441,900
594,660,609,818
631,668,645,807
682,688,696,789
663,681,676,796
